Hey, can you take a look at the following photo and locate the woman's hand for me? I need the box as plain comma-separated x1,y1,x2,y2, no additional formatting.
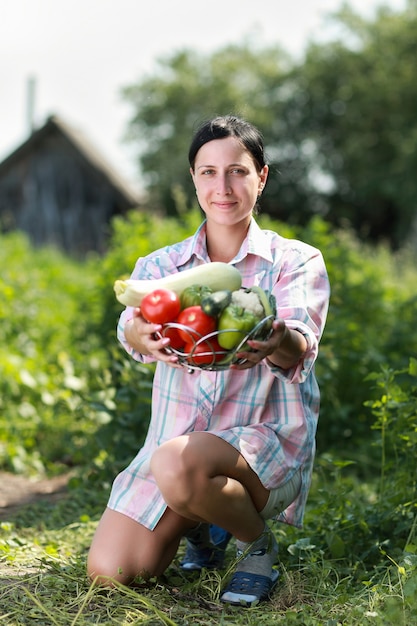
231,319,307,371
124,308,182,367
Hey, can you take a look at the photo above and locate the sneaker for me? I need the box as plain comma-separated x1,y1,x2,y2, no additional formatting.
220,569,279,606
180,524,232,571
220,528,279,606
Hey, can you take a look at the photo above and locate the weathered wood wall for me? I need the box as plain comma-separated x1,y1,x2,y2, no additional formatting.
0,117,140,257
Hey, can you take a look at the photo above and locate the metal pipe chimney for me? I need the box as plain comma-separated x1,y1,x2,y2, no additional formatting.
27,76,36,135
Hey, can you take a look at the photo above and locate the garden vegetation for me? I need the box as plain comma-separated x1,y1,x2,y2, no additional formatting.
1,208,416,624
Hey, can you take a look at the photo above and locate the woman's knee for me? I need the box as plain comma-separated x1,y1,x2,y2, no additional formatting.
87,539,144,587
87,508,189,586
87,548,134,587
151,437,196,487
150,436,208,511
86,509,153,586
151,433,222,478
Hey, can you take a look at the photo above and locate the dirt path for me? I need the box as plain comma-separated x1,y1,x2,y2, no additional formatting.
0,471,70,520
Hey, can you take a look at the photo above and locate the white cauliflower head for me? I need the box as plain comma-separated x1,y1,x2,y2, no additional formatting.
230,290,265,318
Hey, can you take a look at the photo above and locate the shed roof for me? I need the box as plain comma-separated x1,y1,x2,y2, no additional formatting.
0,114,142,207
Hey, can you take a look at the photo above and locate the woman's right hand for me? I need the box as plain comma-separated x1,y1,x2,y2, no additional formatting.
124,308,181,367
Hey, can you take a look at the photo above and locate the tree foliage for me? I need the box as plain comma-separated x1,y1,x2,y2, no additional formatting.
122,1,417,247
289,1,417,247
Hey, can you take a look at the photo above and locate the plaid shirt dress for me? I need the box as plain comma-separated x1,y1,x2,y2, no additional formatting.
108,218,330,529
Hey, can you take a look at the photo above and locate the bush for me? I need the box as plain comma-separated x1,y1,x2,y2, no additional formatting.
286,359,417,577
2,210,417,478
279,218,417,456
0,232,108,473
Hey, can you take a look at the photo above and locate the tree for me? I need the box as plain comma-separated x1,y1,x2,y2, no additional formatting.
284,1,417,247
122,2,417,247
121,42,292,215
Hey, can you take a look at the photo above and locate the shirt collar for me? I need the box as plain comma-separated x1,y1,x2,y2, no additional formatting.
234,218,273,263
177,217,273,266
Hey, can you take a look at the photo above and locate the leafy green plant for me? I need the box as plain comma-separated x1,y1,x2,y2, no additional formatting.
366,358,417,513
0,232,109,473
278,358,417,621
294,218,417,454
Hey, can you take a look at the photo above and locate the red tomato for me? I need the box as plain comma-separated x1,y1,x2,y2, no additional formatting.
162,325,185,350
176,306,217,343
184,337,224,366
140,289,181,324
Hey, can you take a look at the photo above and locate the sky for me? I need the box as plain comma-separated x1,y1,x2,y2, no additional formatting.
1,0,406,190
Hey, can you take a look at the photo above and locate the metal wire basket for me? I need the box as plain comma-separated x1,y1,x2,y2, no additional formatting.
156,315,275,372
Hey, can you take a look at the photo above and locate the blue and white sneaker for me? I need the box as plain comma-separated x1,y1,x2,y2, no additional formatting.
220,569,279,606
220,528,279,606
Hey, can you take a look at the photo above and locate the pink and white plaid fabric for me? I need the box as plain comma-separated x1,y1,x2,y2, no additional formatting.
108,218,330,529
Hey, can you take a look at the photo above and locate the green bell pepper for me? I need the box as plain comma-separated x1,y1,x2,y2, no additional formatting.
217,304,259,350
180,284,213,309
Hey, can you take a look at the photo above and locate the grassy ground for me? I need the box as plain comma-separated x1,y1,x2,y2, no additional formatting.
1,480,415,626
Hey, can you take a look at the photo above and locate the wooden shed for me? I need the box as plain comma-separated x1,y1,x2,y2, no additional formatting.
0,115,141,256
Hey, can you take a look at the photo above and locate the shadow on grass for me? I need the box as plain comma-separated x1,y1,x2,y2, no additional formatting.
0,478,108,531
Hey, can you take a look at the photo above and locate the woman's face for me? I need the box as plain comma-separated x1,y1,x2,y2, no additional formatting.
191,136,268,228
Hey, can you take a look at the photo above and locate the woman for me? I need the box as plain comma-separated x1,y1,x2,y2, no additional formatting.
87,115,330,606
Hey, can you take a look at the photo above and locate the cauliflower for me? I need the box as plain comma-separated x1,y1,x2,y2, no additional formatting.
230,289,265,318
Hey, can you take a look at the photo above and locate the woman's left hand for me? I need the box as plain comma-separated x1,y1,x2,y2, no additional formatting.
231,319,306,370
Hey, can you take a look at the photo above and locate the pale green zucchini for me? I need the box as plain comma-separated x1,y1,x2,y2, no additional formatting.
114,262,242,306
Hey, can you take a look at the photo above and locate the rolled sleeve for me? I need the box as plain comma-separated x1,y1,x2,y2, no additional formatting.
266,321,317,383
117,307,156,364
265,243,330,384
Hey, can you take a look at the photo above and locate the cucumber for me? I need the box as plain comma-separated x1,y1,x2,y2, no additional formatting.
114,262,242,306
200,290,232,317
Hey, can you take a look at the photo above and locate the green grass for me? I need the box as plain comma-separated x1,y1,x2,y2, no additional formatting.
1,483,416,625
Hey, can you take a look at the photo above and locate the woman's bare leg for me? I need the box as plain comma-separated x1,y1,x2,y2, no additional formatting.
150,432,280,607
150,432,269,544
87,506,196,586
88,432,270,586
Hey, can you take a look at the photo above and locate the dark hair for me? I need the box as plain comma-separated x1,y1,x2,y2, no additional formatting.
188,115,266,172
